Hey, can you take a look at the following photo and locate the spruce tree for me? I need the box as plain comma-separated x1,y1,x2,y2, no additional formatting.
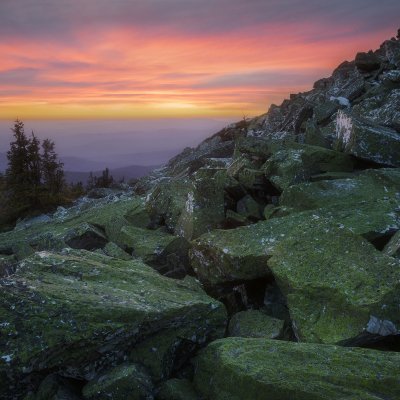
6,119,30,191
27,132,42,187
41,138,65,194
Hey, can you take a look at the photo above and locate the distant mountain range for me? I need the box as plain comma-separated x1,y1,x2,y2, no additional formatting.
60,149,179,171
0,152,160,183
64,164,158,184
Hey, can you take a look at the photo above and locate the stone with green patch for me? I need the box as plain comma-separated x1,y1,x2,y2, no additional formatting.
269,224,400,344
193,338,400,400
190,198,400,284
279,168,400,213
228,310,284,339
334,110,400,166
262,143,353,191
0,250,226,398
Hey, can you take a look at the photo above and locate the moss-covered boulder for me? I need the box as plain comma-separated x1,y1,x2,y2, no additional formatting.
193,338,400,400
0,250,226,398
269,224,400,344
145,178,192,231
334,110,400,166
279,168,400,213
262,143,353,191
118,225,191,276
190,198,400,284
174,169,226,240
0,196,147,258
82,364,154,400
228,310,284,339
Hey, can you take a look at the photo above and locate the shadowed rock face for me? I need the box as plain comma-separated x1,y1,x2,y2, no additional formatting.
1,33,400,399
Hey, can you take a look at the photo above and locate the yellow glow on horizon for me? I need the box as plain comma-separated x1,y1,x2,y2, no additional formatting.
0,101,270,120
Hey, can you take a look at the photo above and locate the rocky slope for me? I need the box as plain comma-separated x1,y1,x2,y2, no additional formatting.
1,33,400,399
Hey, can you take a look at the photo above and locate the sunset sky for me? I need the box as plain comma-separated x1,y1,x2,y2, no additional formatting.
1,0,399,121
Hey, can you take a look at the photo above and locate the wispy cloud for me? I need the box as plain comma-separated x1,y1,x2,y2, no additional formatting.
0,0,398,119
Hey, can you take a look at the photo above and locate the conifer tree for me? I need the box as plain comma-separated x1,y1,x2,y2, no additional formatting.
6,119,30,191
27,132,42,188
41,138,65,194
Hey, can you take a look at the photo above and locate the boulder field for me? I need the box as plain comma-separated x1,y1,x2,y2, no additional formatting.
1,34,400,399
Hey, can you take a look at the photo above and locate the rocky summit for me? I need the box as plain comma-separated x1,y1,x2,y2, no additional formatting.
1,34,400,400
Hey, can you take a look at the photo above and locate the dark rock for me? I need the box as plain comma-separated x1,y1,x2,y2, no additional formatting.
83,364,154,400
355,51,381,71
156,379,198,400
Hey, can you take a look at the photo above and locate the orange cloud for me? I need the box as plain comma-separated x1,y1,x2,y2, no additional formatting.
0,23,396,120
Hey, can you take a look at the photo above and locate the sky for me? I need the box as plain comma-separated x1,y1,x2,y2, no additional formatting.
0,0,399,121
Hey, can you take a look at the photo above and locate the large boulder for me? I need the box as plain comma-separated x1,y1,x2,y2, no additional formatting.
118,225,190,276
146,170,227,240
190,198,400,284
145,178,192,231
262,143,353,191
0,250,226,398
193,338,400,400
353,88,400,131
0,196,147,259
269,224,400,344
174,169,226,240
334,110,400,166
355,51,381,72
279,168,400,213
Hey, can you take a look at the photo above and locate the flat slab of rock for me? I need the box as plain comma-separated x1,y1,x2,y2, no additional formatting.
279,168,400,213
269,225,400,344
0,250,226,398
0,196,146,258
193,338,400,400
190,198,400,284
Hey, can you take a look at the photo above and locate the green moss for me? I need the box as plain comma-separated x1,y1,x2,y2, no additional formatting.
262,143,353,191
228,311,284,339
269,225,400,344
190,197,400,284
280,168,400,213
0,250,226,397
0,196,146,258
193,338,400,400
